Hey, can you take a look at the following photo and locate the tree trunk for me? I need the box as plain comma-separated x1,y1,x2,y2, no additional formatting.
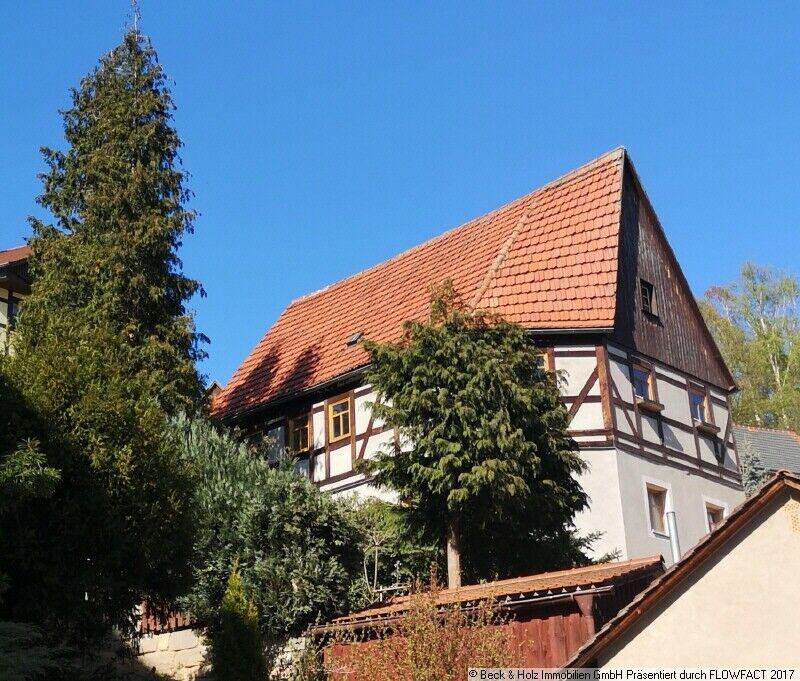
446,512,462,589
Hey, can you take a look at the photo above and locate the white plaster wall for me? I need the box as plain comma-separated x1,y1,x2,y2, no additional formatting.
555,352,598,396
609,357,633,403
657,379,691,423
614,452,745,565
599,491,800,666
311,409,325,450
328,445,352,477
572,448,627,561
362,428,394,460
266,424,285,462
354,390,373,433
568,401,604,431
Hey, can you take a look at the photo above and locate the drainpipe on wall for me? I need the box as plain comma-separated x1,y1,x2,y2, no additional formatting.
666,510,682,563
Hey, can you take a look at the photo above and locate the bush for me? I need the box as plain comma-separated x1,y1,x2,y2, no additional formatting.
305,569,517,681
174,415,362,670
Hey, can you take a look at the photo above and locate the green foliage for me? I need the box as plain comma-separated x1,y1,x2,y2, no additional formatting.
0,622,65,681
211,567,267,681
738,440,770,497
702,263,800,430
350,499,439,604
0,28,200,640
362,281,589,583
0,438,60,504
173,415,362,664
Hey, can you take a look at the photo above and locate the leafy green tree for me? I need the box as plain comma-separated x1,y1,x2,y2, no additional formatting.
0,28,201,639
701,263,800,430
211,566,267,681
173,415,361,670
362,281,589,588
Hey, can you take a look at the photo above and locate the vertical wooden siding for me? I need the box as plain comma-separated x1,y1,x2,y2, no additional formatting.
612,161,732,390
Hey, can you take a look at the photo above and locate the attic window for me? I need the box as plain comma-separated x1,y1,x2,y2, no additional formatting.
345,332,363,347
640,279,656,316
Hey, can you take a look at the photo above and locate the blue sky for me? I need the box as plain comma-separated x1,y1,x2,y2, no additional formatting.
1,2,798,385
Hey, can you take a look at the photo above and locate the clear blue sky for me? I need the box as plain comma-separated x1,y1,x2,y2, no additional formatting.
1,2,798,385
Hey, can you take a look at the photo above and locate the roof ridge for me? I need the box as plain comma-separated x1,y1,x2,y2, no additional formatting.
289,147,626,307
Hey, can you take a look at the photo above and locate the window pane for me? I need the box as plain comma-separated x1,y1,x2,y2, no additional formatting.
690,391,706,421
633,367,651,400
648,488,666,534
333,401,348,415
333,417,341,439
341,412,350,436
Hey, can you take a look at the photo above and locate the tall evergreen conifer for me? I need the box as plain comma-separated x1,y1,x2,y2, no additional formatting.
0,28,203,639
363,282,589,588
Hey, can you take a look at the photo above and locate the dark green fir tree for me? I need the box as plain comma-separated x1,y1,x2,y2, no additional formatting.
362,281,590,587
0,26,204,641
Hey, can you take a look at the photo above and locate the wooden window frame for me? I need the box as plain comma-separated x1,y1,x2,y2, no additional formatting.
640,278,657,317
689,384,720,435
705,501,725,533
288,413,311,454
645,483,668,537
326,394,352,444
631,362,663,413
535,347,555,372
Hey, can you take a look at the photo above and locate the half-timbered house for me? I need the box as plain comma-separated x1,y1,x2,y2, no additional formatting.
211,148,745,564
0,244,30,352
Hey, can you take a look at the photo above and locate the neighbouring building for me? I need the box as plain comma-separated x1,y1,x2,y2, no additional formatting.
568,471,800,666
316,556,664,671
211,147,745,564
734,424,800,475
0,244,30,351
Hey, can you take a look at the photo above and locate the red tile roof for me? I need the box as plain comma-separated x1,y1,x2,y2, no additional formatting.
318,556,663,631
0,245,30,265
213,148,625,419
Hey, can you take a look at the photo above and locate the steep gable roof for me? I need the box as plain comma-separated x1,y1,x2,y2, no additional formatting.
214,148,626,419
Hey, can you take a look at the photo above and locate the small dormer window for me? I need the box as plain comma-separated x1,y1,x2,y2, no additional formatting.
345,331,363,347
640,279,656,316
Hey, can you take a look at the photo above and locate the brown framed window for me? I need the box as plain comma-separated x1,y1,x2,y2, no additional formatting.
706,503,724,532
640,279,656,315
327,396,351,443
646,484,667,535
288,414,310,454
689,386,711,423
632,364,653,401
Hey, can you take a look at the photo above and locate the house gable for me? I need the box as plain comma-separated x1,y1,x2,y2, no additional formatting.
569,472,800,666
612,158,733,391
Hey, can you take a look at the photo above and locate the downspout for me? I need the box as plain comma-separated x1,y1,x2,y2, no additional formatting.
666,510,682,563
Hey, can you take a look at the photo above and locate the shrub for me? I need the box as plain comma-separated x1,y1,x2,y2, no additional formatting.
210,567,267,681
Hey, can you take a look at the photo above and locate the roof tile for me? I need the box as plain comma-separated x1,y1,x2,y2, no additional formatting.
214,148,625,418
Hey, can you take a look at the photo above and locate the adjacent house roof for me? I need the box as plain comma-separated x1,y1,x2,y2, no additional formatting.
213,147,626,418
734,425,800,475
315,555,663,632
567,470,800,666
0,245,30,266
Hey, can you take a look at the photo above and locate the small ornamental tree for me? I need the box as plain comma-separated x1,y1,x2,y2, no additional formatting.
211,566,267,681
362,281,589,587
739,440,770,497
